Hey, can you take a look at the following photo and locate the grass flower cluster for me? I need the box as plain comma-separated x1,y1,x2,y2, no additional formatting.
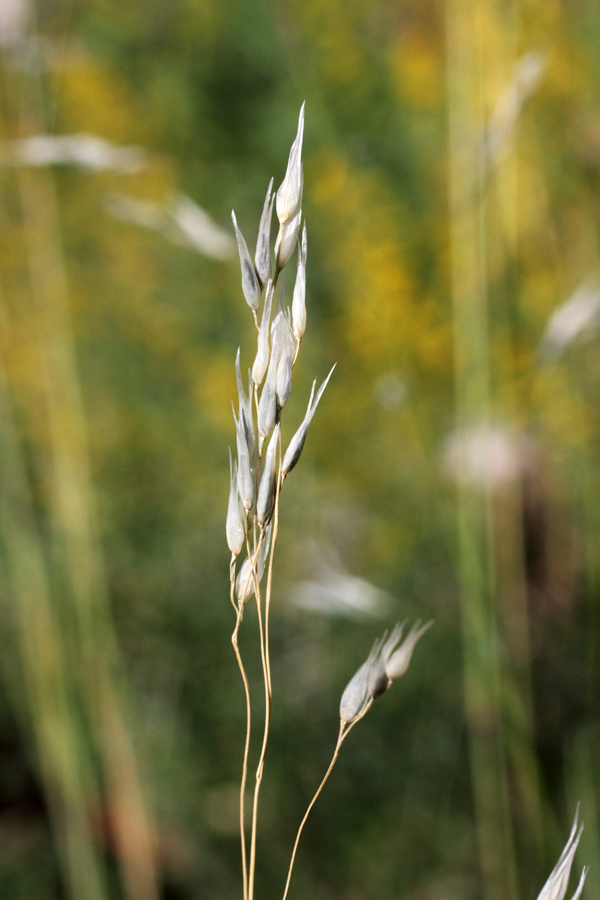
226,105,588,900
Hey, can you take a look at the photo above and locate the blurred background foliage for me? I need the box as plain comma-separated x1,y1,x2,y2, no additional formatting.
0,0,598,898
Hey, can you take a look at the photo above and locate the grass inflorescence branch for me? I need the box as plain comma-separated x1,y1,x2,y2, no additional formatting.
226,104,435,900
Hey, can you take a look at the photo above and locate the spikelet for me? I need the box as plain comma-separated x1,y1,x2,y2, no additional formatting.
536,807,587,900
276,103,304,225
253,279,275,386
257,424,280,527
232,210,261,311
281,365,335,476
226,449,245,556
255,178,274,287
292,224,307,340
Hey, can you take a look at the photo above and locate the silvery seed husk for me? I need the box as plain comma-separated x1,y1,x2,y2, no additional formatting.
340,636,383,725
258,373,277,441
292,224,307,340
236,556,253,605
234,406,254,512
272,310,295,409
255,178,274,287
276,351,292,409
385,621,433,681
378,622,405,673
275,210,302,273
276,103,304,225
232,210,261,312
366,633,390,700
339,659,370,725
226,449,245,556
536,807,585,900
236,348,255,459
253,279,274,386
281,365,335,476
257,423,280,527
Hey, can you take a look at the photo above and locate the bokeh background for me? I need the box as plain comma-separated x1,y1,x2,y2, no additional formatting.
0,0,598,898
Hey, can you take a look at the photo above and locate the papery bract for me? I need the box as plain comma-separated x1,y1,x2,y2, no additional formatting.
255,178,274,287
276,103,304,225
292,224,307,340
226,449,245,557
282,365,335,476
232,210,261,312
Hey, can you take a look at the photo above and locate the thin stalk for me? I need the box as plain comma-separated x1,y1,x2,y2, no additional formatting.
230,527,265,900
230,556,250,900
281,710,369,900
263,443,283,695
246,524,272,900
247,437,283,900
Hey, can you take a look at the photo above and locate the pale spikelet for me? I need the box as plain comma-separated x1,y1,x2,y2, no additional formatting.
385,620,433,681
272,310,295,409
236,524,273,604
257,424,280,527
236,348,255,459
255,178,274,287
232,210,261,311
339,659,370,725
257,370,277,441
234,405,254,512
339,636,385,725
275,210,302,273
367,622,405,700
281,365,335,477
276,103,304,225
226,449,245,556
253,279,275,386
292,224,307,340
569,869,588,900
537,808,587,900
